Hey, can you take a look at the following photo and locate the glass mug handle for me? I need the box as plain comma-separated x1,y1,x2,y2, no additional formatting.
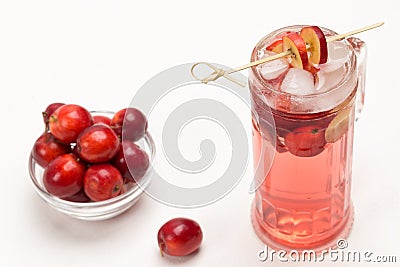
347,37,367,120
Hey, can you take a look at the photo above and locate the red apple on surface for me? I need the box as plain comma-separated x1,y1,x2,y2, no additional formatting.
84,164,123,201
43,154,85,198
282,33,309,69
49,104,93,143
76,124,120,163
157,218,203,257
32,132,71,167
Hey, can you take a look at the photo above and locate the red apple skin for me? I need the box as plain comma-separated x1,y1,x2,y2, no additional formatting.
113,141,150,182
76,124,120,163
300,26,328,64
283,33,309,69
43,154,85,198
84,164,123,201
285,125,326,157
266,40,283,53
266,31,293,54
110,108,125,136
93,115,111,126
42,103,65,124
32,132,71,167
310,26,328,64
157,218,203,257
49,104,93,143
110,108,147,141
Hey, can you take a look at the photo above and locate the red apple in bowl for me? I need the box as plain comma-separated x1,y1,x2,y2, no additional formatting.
32,132,71,168
75,124,120,163
113,140,150,182
93,115,112,126
42,102,65,124
49,104,93,143
43,154,85,198
111,108,147,142
84,164,123,201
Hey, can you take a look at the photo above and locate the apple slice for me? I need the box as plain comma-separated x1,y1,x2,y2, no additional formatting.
266,31,293,53
282,33,309,69
300,26,328,64
325,108,351,143
266,40,283,53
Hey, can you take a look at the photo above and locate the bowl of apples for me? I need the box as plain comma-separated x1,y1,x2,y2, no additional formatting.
28,103,154,221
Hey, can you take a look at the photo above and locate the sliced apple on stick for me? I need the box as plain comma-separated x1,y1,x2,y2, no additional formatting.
266,32,292,53
282,33,309,69
300,26,328,64
266,40,283,53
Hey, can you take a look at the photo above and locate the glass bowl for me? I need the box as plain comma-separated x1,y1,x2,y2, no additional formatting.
28,111,154,221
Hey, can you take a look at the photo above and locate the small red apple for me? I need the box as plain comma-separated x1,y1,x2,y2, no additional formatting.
113,141,149,182
84,164,123,201
285,125,326,157
76,124,120,163
42,103,65,124
157,218,203,257
111,108,147,141
49,104,93,143
32,132,71,167
93,115,112,126
43,154,85,198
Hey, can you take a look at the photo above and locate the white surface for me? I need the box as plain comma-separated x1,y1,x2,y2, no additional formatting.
1,0,399,266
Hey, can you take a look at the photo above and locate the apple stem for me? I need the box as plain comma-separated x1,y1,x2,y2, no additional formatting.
191,22,384,86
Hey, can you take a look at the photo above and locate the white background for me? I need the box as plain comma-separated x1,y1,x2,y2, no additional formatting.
1,0,399,266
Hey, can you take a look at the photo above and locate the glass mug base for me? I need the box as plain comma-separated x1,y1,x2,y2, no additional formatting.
251,200,354,252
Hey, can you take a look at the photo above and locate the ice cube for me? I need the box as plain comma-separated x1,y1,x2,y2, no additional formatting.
319,41,349,73
258,51,289,80
316,66,346,92
280,68,315,95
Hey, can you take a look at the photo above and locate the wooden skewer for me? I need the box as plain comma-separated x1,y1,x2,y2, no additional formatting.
191,22,384,85
227,51,292,74
326,22,384,43
226,22,384,75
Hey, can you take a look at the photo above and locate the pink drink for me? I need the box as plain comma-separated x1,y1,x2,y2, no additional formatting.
249,26,366,250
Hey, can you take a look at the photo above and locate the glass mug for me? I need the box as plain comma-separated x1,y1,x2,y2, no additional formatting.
249,25,367,250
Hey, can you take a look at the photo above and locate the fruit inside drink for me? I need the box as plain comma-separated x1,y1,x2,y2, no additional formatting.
249,25,365,250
